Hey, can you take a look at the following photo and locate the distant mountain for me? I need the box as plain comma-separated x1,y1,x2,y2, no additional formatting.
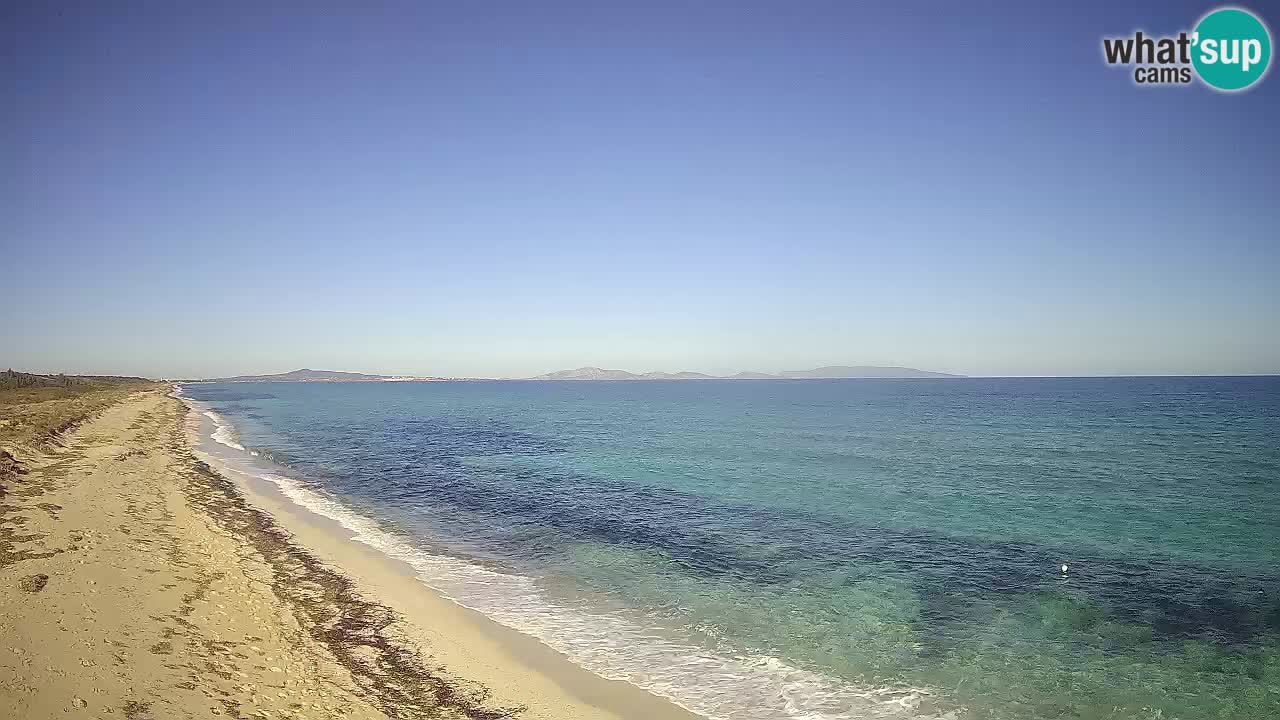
639,371,718,380
529,365,962,380
531,367,642,381
778,365,961,379
199,368,433,383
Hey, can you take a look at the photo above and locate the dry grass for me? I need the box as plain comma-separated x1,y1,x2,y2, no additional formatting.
0,381,158,454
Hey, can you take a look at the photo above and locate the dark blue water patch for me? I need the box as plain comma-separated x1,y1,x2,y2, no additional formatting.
231,416,566,483
892,533,1280,647
187,386,278,402
296,437,1280,646
395,418,568,456
209,402,265,416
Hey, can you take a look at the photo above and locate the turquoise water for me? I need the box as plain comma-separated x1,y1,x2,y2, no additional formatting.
182,377,1280,719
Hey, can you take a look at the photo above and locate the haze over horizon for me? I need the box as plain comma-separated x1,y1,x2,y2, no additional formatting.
5,1,1278,379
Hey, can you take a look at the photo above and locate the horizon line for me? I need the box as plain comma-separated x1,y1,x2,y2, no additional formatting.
8,367,1280,382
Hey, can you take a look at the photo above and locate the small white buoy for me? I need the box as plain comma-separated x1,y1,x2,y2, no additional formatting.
1060,563,1069,574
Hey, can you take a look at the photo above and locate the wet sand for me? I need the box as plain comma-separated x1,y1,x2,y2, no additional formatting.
0,387,700,720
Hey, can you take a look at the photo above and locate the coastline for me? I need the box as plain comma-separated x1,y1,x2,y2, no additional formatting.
179,385,955,720
1,387,700,719
180,392,704,720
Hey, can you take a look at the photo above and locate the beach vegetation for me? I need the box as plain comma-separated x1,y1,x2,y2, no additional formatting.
0,370,155,451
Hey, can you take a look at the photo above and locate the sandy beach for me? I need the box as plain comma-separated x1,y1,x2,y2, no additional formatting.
0,386,700,720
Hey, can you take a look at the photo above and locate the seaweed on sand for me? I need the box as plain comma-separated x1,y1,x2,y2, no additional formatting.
181,450,521,720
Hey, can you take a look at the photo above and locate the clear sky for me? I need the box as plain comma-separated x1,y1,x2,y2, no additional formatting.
4,1,1278,378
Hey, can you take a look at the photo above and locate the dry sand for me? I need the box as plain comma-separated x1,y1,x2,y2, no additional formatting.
1,388,701,720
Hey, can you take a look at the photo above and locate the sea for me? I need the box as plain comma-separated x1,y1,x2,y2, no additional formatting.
179,377,1280,720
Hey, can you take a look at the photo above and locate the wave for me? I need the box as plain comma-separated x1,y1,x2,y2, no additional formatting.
182,396,957,720
202,410,246,451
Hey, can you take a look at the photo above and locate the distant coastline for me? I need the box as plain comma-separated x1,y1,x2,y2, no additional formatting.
190,365,965,383
190,368,450,383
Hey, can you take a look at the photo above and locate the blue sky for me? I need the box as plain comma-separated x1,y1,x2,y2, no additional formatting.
3,1,1278,378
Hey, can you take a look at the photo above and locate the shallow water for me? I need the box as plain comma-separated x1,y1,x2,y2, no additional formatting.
181,377,1280,719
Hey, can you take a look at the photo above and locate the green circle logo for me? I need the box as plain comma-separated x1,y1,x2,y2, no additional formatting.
1192,7,1272,91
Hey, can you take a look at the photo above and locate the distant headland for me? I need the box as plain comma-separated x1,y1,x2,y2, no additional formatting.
192,368,443,383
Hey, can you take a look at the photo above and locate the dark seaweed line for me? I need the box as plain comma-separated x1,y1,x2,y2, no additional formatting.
175,412,521,719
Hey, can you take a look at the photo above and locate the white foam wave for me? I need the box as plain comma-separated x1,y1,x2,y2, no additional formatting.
186,399,957,720
203,410,245,451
